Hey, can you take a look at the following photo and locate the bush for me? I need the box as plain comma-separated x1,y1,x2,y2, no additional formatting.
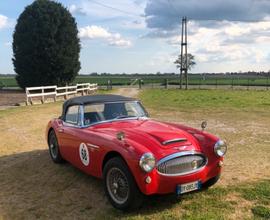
13,0,80,89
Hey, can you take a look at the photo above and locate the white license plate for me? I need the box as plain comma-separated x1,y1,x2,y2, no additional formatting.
176,181,201,195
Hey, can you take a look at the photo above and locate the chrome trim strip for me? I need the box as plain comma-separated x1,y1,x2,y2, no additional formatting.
162,138,187,145
156,151,208,177
62,121,81,128
79,105,84,127
87,143,100,149
81,117,148,128
156,151,202,166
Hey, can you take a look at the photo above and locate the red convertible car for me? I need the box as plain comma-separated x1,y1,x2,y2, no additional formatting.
46,94,227,210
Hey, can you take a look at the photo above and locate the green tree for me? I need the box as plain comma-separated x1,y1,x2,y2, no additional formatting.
174,53,196,71
13,0,80,89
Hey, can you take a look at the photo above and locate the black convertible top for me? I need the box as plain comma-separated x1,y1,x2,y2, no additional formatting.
61,94,136,119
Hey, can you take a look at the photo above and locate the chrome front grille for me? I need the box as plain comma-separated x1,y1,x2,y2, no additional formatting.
157,152,207,176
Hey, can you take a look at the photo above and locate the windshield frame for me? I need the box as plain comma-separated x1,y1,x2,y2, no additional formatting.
79,101,149,128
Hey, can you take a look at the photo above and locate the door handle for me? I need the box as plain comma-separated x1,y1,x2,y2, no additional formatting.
58,128,64,133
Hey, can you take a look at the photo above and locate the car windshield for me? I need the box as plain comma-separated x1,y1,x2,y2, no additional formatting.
83,101,147,126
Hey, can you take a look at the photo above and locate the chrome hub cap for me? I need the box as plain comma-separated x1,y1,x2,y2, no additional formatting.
106,167,129,205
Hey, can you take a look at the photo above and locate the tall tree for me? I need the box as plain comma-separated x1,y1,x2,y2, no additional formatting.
13,0,80,89
174,53,196,71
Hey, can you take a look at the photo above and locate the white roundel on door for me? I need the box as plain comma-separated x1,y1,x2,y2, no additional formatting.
79,143,90,166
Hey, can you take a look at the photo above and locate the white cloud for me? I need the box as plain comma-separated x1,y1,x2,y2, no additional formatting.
79,25,132,47
0,14,8,29
79,25,111,39
68,4,86,16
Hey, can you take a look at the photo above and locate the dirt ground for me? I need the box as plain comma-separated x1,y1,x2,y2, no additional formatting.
0,88,269,219
0,90,25,108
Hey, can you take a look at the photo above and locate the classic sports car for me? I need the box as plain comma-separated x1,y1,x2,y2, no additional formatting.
46,94,227,210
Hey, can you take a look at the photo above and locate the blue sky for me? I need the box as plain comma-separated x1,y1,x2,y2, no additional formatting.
1,0,270,74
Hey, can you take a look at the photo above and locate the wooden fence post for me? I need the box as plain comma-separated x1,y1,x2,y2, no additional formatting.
41,88,44,103
107,80,110,90
26,88,29,105
54,87,56,102
165,79,168,89
65,87,68,99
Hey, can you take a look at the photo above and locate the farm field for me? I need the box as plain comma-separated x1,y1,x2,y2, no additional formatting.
0,89,270,219
1,74,270,88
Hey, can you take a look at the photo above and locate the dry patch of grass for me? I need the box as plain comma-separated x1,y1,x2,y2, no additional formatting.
0,102,61,156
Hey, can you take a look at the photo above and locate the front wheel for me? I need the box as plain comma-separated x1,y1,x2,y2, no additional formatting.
202,174,220,189
48,130,64,163
103,157,144,211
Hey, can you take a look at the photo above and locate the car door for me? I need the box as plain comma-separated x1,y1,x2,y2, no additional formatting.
58,105,101,175
58,105,82,165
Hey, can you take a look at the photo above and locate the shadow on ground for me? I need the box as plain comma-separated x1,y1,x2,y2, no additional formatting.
0,150,179,219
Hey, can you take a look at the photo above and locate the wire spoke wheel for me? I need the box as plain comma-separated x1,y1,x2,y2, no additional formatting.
106,167,130,205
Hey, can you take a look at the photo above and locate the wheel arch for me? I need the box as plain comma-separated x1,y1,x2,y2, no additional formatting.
102,151,127,171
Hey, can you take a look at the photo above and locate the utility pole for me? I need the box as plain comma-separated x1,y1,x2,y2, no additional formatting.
180,16,188,90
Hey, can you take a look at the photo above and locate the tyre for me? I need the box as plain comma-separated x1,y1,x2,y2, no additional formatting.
202,174,220,189
103,157,144,211
48,130,64,163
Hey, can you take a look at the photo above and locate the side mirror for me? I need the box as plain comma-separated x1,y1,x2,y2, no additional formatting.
201,121,207,131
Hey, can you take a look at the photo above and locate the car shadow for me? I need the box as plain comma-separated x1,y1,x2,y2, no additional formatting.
0,149,181,219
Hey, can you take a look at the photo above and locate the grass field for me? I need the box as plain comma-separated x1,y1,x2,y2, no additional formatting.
0,89,270,219
140,89,270,110
1,74,270,88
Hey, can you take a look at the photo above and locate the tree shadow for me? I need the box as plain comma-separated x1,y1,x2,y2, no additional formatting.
0,150,180,219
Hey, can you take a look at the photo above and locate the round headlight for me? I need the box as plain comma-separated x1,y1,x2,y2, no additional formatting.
139,153,156,172
214,140,227,157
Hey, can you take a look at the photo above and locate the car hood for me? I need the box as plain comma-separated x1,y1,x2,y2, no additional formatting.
89,119,202,159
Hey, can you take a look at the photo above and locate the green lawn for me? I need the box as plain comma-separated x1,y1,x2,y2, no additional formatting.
139,89,270,111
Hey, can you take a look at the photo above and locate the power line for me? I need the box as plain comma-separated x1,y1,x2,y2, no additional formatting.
87,0,143,18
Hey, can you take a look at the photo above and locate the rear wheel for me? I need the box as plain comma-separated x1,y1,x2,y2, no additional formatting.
103,157,144,211
48,130,64,163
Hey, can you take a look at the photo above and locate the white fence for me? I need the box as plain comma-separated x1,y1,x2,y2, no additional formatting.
26,83,98,105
